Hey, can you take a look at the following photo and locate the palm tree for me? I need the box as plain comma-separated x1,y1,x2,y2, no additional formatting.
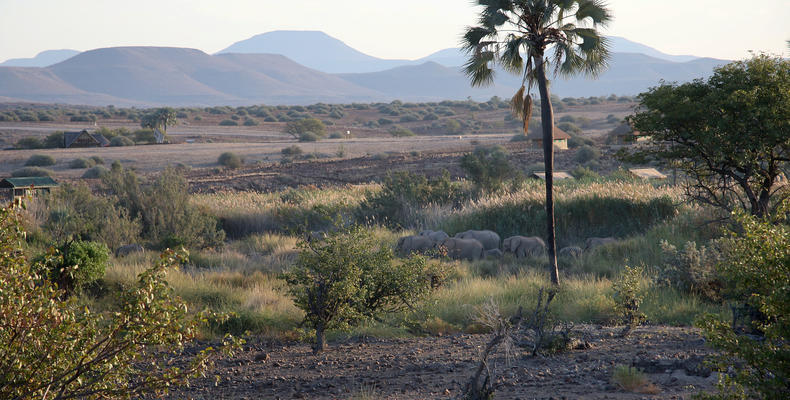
463,0,611,286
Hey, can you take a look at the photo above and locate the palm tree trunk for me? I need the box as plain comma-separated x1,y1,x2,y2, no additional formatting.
534,54,560,287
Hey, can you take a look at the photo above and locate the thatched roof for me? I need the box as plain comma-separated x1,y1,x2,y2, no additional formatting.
64,130,109,148
527,127,571,140
530,171,574,180
0,177,58,189
629,168,667,180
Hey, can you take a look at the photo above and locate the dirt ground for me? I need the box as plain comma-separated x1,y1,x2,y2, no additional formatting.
167,325,719,400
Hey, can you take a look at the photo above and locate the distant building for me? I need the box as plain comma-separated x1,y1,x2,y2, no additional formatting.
64,130,109,148
0,176,58,204
530,171,574,181
526,127,571,150
610,123,651,144
629,168,667,180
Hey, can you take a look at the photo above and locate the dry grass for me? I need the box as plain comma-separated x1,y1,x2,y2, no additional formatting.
612,365,661,394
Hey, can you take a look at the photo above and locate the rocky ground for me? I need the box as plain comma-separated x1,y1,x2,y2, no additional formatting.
168,325,720,400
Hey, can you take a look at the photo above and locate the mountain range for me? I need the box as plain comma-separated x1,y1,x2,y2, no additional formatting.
0,31,729,106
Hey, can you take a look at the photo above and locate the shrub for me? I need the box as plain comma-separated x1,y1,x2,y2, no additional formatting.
612,365,658,394
460,145,514,192
696,210,790,400
43,131,65,148
389,126,415,137
285,118,326,139
612,265,646,336
243,118,259,126
11,167,53,177
68,157,95,169
281,145,304,156
281,226,443,353
329,132,343,139
357,171,464,228
102,167,225,249
15,137,43,149
655,240,723,301
570,165,600,180
218,119,238,126
218,152,243,169
82,165,110,179
0,207,239,399
44,240,110,295
90,156,105,165
574,145,600,163
298,132,319,142
510,133,529,142
110,136,135,146
133,128,157,144
25,154,56,167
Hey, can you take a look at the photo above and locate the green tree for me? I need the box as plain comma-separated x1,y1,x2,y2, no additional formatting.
0,205,240,399
460,145,514,192
696,209,790,400
284,118,326,139
282,226,442,353
140,108,177,141
625,55,790,218
462,0,612,285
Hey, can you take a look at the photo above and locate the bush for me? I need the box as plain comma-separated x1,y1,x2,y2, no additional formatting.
82,165,110,179
510,134,529,142
574,145,600,164
389,126,415,137
11,167,53,177
329,132,343,139
90,156,105,165
281,226,444,353
298,132,320,142
15,137,43,149
218,119,238,126
281,145,304,156
357,171,464,228
612,265,646,336
102,167,225,249
110,136,135,146
68,157,95,169
43,131,65,148
655,240,723,301
696,211,790,399
218,152,243,169
570,165,601,180
0,207,239,399
285,118,326,139
133,129,157,144
243,118,259,126
460,145,514,192
25,154,56,167
44,240,110,295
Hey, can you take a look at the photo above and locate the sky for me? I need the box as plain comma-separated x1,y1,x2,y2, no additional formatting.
1,0,788,62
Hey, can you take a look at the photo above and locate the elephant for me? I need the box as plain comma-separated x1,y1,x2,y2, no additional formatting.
485,248,503,259
584,237,617,251
419,230,450,243
437,237,485,261
503,236,546,259
558,246,583,260
116,243,144,257
454,230,500,251
396,235,435,256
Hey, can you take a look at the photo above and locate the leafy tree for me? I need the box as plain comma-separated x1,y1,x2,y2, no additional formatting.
460,145,514,192
463,0,612,286
0,204,240,399
282,226,443,353
625,55,790,218
696,209,790,400
284,118,326,139
140,108,177,140
42,240,109,295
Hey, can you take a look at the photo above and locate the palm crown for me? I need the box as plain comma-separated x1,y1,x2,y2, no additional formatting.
462,0,612,89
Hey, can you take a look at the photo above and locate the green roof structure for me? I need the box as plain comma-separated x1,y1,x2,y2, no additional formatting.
0,177,59,189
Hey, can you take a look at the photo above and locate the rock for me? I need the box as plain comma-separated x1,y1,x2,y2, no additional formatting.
115,243,144,257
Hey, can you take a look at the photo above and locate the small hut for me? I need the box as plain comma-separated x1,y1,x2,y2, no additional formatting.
530,171,574,181
629,168,667,180
64,130,109,148
526,127,571,150
0,177,58,203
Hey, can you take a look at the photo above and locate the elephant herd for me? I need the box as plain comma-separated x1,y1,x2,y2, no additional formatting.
396,229,617,261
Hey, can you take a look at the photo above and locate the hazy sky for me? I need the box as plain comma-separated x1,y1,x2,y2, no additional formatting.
1,0,788,62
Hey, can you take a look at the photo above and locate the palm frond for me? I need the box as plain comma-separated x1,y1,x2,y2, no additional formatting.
510,85,526,119
501,35,528,74
575,0,612,25
461,26,495,53
464,50,497,87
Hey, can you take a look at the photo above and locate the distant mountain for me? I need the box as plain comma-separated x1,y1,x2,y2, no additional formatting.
218,30,407,73
0,32,728,106
0,47,382,106
1,49,80,67
608,37,697,63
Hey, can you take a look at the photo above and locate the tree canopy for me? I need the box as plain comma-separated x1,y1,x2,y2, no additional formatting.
625,55,790,218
